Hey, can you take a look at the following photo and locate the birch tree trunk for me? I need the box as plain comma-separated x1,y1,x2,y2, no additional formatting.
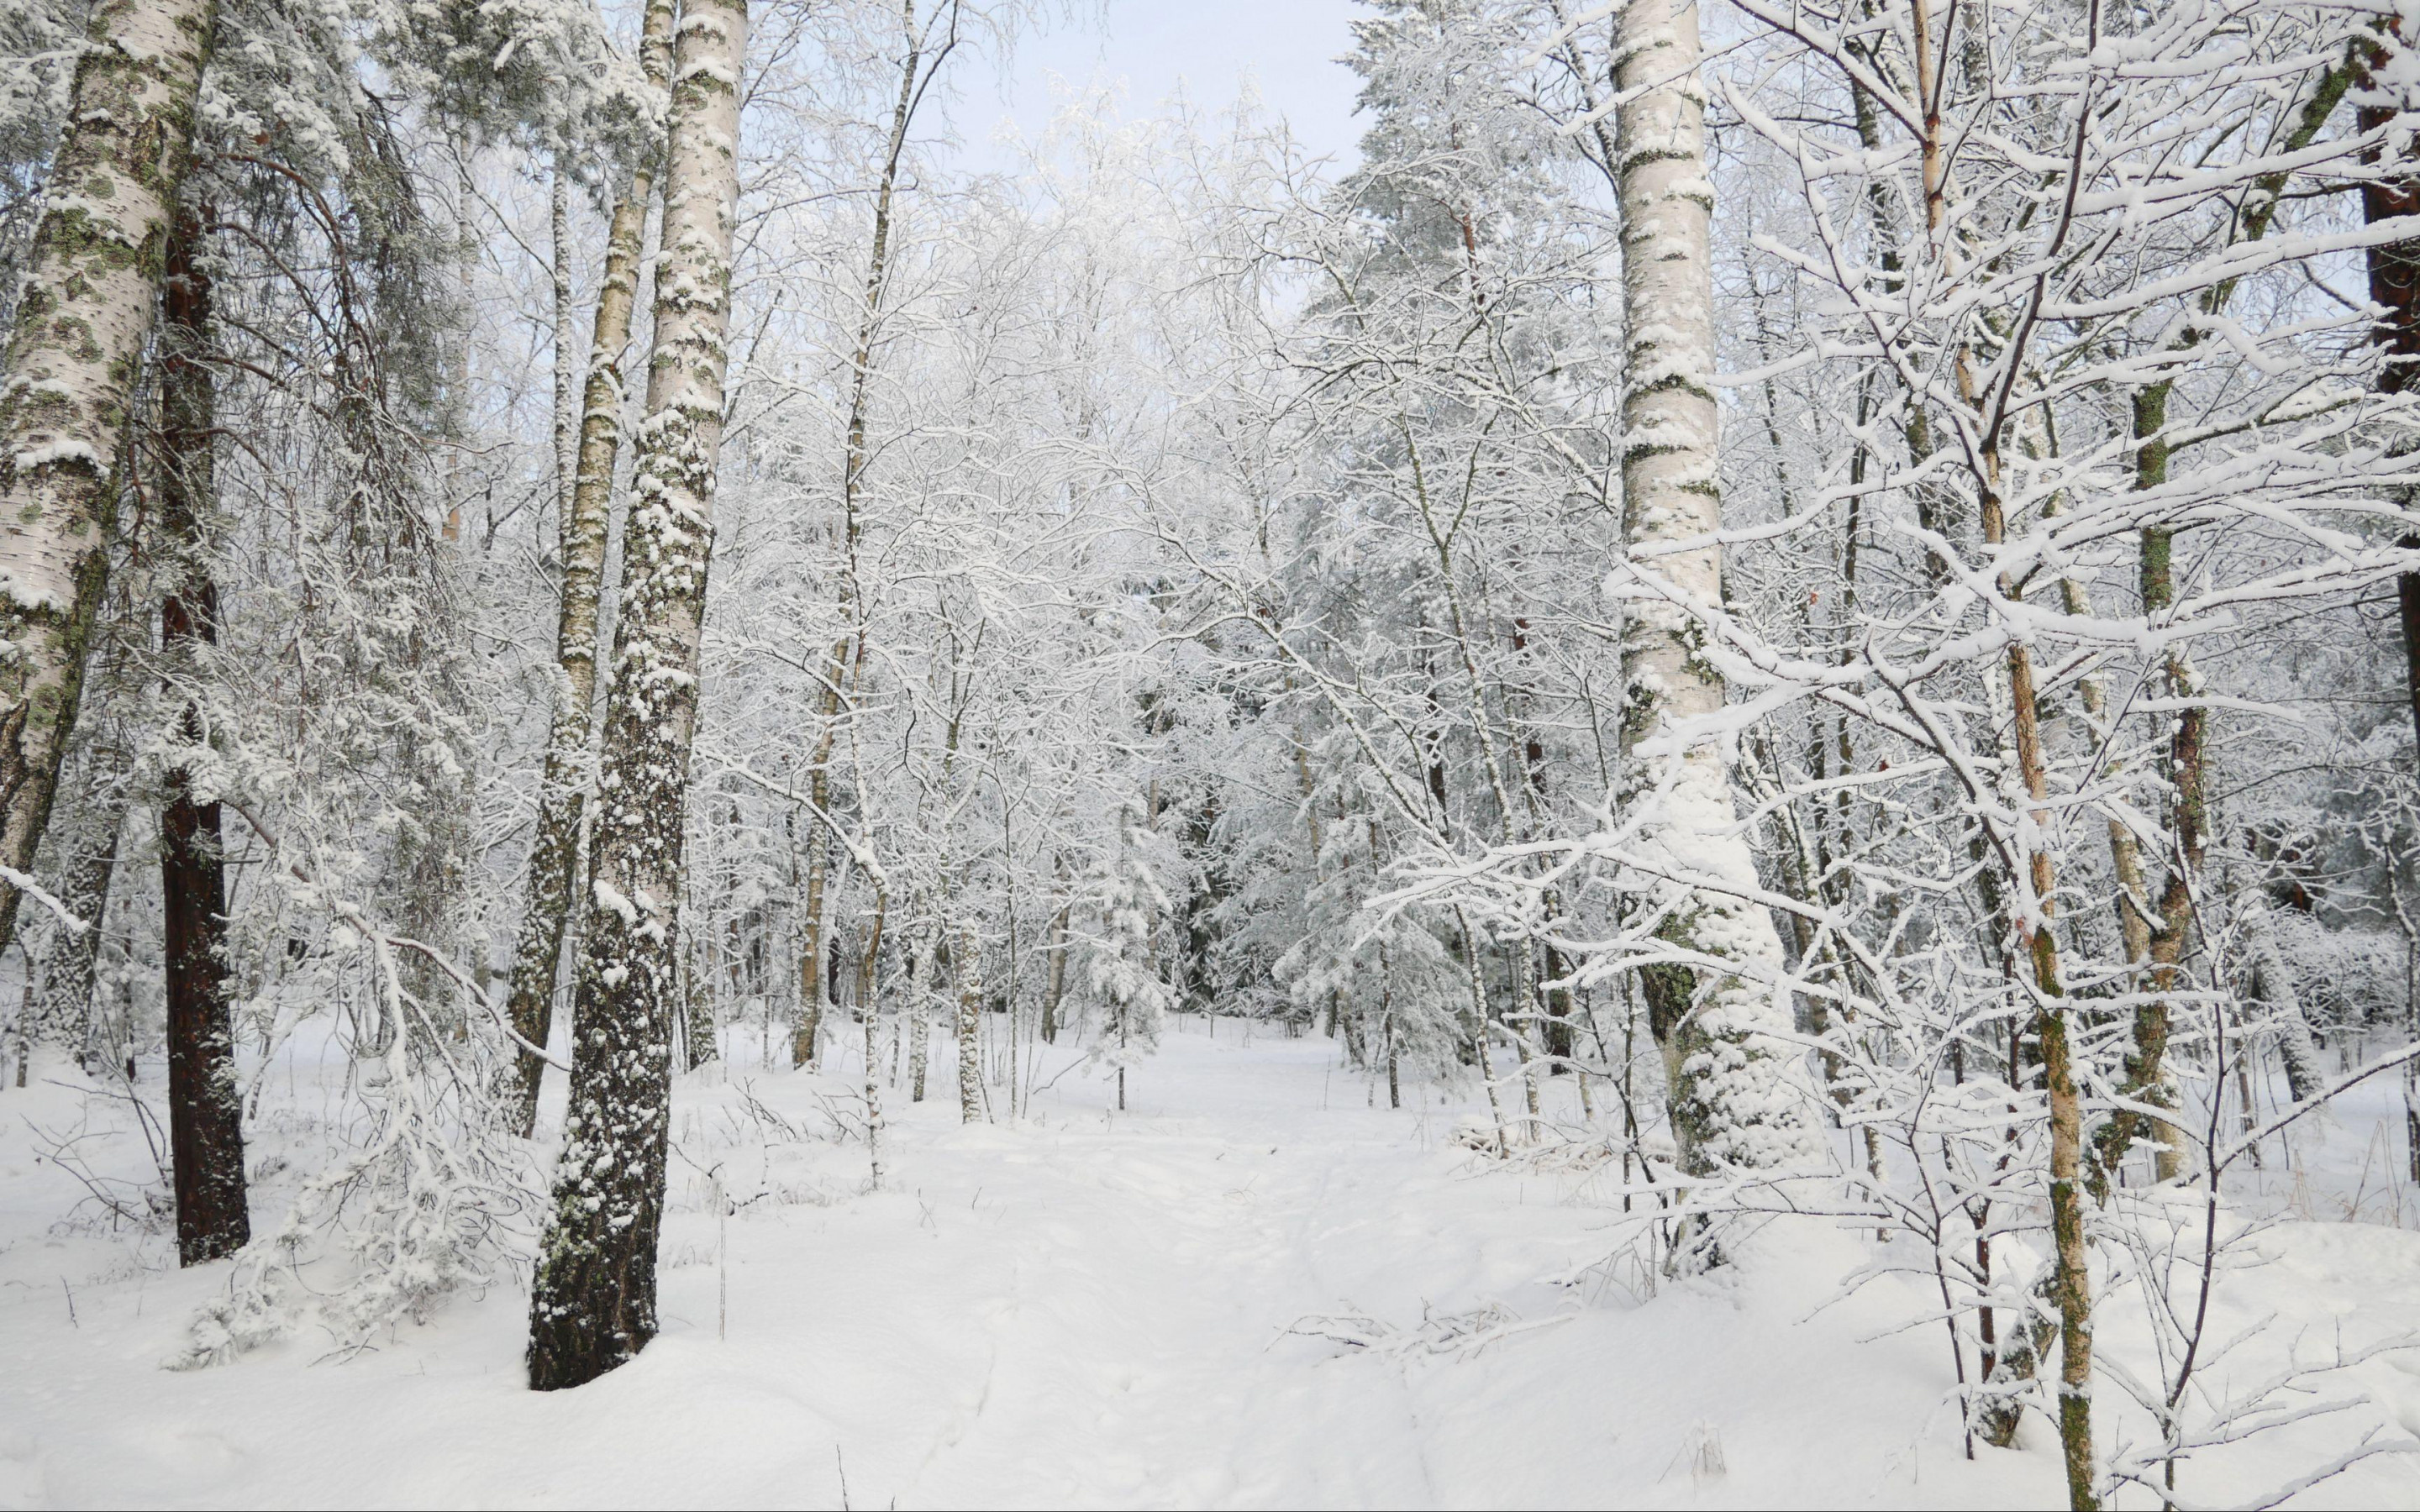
25,721,128,1056
860,878,888,1186
1978,444,2099,1504
551,165,577,506
1040,884,1068,1044
0,0,220,957
527,0,745,1392
796,11,931,1067
790,822,826,1064
502,0,676,1136
158,203,245,1266
955,908,981,1123
908,927,929,1101
1614,0,1819,1176
2244,892,2326,1104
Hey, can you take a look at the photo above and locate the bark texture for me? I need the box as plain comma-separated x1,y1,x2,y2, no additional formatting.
0,0,220,957
790,823,826,1064
2364,48,2420,863
158,205,245,1267
1614,0,1819,1176
955,911,980,1123
1041,889,1068,1044
527,0,745,1393
503,0,678,1136
22,723,128,1055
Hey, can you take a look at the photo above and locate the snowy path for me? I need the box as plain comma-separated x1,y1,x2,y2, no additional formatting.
708,1032,1488,1508
5,1021,2418,1508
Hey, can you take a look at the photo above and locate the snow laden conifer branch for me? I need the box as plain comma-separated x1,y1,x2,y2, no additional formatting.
1074,796,1174,1112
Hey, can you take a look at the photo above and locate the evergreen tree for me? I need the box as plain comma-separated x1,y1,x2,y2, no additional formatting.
1081,798,1171,1112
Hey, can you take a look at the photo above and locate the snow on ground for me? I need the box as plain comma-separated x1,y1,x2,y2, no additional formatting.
3,1019,2418,1509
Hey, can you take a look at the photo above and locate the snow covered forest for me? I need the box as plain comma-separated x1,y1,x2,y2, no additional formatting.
8,0,2420,1503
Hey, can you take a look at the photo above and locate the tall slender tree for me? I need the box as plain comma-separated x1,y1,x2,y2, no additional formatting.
0,0,221,956
502,0,677,1136
155,202,246,1264
1612,0,1820,1177
792,0,960,1069
528,0,747,1393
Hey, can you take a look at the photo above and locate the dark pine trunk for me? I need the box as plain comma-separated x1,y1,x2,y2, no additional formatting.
160,205,246,1267
2402,553,2420,755
2363,72,2420,757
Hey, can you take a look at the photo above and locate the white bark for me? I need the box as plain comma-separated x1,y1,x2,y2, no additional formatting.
0,0,219,953
2244,893,2325,1105
503,0,677,1135
528,0,747,1392
1615,0,1822,1175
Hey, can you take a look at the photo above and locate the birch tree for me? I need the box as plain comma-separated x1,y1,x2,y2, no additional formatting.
1607,0,1821,1177
0,0,219,954
528,0,747,1393
502,0,677,1136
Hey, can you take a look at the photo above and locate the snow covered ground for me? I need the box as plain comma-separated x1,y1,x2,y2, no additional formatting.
4,1019,2418,1509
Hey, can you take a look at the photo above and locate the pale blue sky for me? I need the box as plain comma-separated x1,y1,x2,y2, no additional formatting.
940,0,1370,176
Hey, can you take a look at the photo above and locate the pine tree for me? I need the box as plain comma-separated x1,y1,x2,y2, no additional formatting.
1082,799,1171,1112
156,202,246,1265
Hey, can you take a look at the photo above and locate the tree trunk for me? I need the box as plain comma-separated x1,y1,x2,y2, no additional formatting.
1972,328,2098,1508
159,203,245,1268
2086,385,2198,1186
24,724,129,1058
793,8,933,1073
527,0,745,1393
955,910,981,1123
1381,937,1400,1110
1614,0,1819,1176
2363,51,2420,835
792,821,826,1065
2244,893,2325,1103
0,0,221,958
682,925,716,1071
2402,546,2420,759
860,879,888,1187
1041,885,1068,1044
908,928,929,1101
2043,1006,2096,1509
503,0,676,1137
551,165,578,509
1999,550,2098,1509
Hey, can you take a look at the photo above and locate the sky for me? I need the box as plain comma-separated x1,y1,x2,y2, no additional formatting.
938,0,1370,177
